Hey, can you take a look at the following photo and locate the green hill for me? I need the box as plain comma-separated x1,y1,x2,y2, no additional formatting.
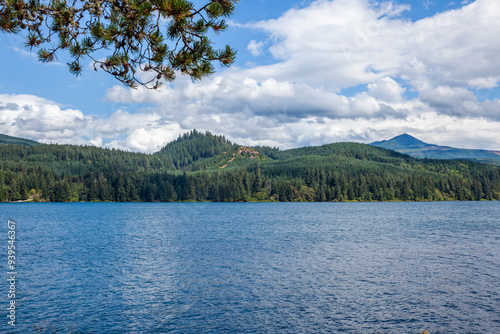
0,131,499,202
156,129,235,169
0,133,40,146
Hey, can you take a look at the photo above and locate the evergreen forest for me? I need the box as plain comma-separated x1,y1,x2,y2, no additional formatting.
1,130,499,202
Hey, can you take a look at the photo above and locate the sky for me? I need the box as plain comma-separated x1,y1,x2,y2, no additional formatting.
1,0,500,153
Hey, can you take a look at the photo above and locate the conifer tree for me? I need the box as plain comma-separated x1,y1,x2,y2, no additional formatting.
1,0,239,88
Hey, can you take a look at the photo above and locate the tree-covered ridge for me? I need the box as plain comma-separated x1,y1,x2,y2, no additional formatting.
258,142,411,163
0,133,40,146
156,129,236,169
0,143,175,176
0,131,499,202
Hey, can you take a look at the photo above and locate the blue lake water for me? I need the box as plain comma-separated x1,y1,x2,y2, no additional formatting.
0,202,499,333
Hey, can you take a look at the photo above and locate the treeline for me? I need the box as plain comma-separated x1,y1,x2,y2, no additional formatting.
0,142,176,176
1,160,499,202
1,130,500,202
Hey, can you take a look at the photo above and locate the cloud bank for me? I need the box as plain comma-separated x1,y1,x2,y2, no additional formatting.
2,0,500,152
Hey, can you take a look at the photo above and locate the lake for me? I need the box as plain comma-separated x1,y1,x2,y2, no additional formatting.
1,202,499,333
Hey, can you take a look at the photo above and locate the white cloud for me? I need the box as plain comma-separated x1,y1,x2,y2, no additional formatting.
0,94,90,143
247,40,265,57
89,136,103,147
367,77,406,103
468,77,498,89
0,94,181,152
97,0,500,150
121,125,183,152
3,0,500,152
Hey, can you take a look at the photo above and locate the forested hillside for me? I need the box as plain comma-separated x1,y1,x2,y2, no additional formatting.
157,130,235,169
0,134,40,146
1,130,499,202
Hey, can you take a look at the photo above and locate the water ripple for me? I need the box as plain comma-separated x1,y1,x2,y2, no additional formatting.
0,202,499,333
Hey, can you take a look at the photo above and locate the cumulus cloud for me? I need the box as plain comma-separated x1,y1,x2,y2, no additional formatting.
257,0,500,92
105,73,413,122
367,77,406,103
3,0,500,151
97,0,500,150
247,40,265,57
0,94,181,152
0,94,90,144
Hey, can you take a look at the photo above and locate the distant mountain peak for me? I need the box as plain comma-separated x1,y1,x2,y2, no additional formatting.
371,133,500,165
393,133,419,140
371,133,430,150
389,133,430,147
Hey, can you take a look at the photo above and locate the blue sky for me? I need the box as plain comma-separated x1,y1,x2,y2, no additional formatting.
1,0,499,152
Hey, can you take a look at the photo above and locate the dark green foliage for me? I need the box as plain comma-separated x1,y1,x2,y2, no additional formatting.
1,0,238,89
156,129,235,169
0,131,499,202
0,134,40,146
